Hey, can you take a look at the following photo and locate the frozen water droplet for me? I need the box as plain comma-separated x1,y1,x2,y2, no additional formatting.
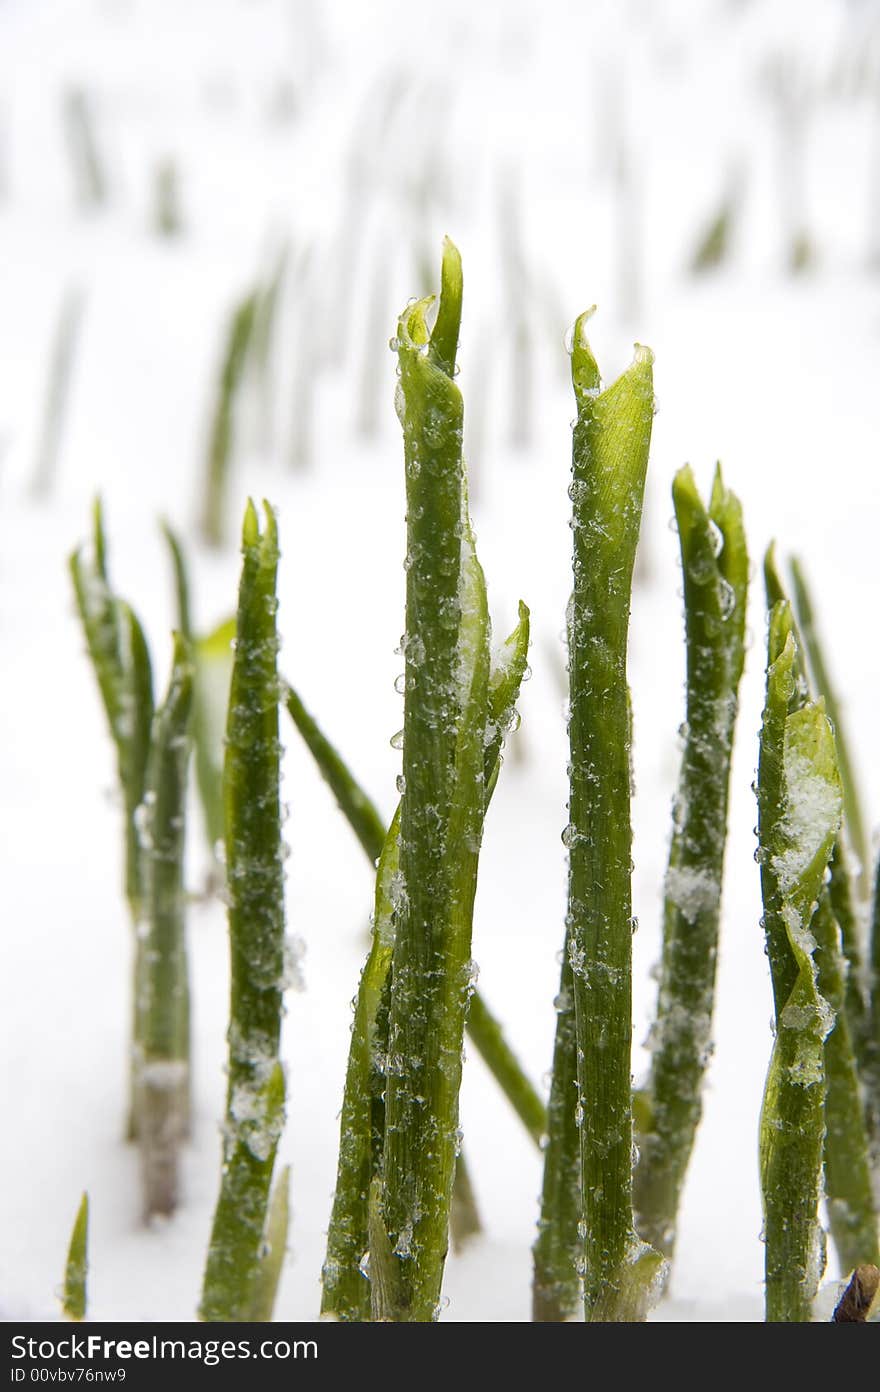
390,729,404,751
396,774,406,796
394,1222,414,1259
282,936,306,991
463,958,480,997
402,633,425,667
689,549,715,585
718,577,736,620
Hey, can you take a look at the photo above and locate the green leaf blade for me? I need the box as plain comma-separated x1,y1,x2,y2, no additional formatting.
563,314,657,1321
758,643,842,1322
634,463,748,1258
200,502,287,1323
62,1193,89,1322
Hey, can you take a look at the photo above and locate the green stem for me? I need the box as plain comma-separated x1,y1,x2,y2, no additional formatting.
565,311,657,1321
767,549,870,1062
757,615,841,1322
319,597,532,1319
633,464,747,1257
321,809,400,1321
532,948,581,1321
283,678,545,1146
70,501,154,922
200,501,287,1322
249,1165,291,1321
868,857,880,1174
813,893,880,1270
765,549,878,1212
790,557,870,898
380,241,491,1320
137,634,194,1219
70,501,154,1140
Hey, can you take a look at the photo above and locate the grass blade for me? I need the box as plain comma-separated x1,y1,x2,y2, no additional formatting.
375,238,497,1321
62,88,107,209
249,1165,291,1322
137,633,194,1219
321,808,400,1321
464,991,546,1147
764,551,879,1255
283,684,387,863
381,270,491,1313
161,518,236,860
70,500,154,923
153,158,181,238
868,858,880,1173
161,521,193,642
248,245,288,455
790,557,870,897
200,500,287,1322
563,310,659,1321
62,1193,89,1321
532,951,581,1321
812,893,880,1270
633,464,748,1257
317,605,535,1319
31,288,85,499
199,293,259,548
449,1153,482,1250
757,614,841,1321
766,549,869,1058
70,502,154,1142
320,246,532,1317
192,617,237,857
283,670,546,1149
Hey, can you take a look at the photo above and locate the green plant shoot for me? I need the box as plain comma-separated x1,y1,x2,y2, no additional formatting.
633,464,747,1257
200,501,287,1322
757,609,841,1322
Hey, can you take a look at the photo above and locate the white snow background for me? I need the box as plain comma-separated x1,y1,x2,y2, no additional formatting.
0,0,878,1323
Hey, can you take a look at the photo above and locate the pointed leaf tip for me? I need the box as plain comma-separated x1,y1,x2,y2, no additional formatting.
242,498,259,549
397,294,434,351
261,499,279,555
63,1192,89,1321
429,238,464,378
571,308,600,401
672,462,698,500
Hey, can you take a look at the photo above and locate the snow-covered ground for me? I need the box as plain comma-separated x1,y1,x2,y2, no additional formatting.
1,0,878,1322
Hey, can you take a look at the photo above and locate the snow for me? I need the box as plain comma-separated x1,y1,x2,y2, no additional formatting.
773,736,842,901
664,865,722,921
0,0,878,1325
